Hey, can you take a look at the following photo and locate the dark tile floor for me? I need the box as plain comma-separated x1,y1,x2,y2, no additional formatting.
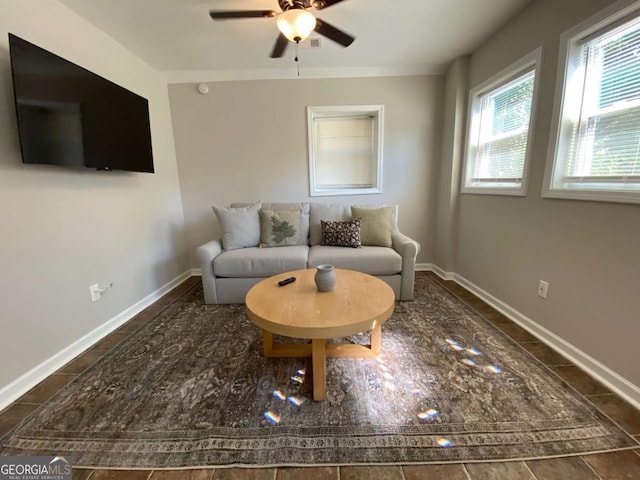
1,272,639,479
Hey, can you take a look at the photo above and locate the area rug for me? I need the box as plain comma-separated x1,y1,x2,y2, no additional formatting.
1,274,637,468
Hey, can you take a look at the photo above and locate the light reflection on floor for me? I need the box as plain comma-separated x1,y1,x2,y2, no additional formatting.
417,408,439,420
287,395,305,406
445,338,464,351
405,380,422,395
406,337,506,424
446,337,503,374
262,334,505,429
263,365,307,426
360,336,505,428
263,411,280,424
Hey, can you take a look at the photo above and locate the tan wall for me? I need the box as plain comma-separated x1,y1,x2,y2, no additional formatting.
169,76,444,266
434,57,468,272
454,0,640,386
0,1,186,388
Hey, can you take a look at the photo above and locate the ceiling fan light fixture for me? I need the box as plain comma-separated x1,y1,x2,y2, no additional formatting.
277,9,317,43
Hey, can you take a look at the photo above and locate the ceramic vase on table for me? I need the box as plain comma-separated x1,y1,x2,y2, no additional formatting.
314,264,336,292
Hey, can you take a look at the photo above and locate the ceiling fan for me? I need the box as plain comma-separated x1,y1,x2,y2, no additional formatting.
209,0,355,58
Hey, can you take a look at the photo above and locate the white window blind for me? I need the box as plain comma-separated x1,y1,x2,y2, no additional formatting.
545,5,640,203
307,105,383,196
563,16,640,186
474,72,535,183
314,116,374,189
463,50,539,195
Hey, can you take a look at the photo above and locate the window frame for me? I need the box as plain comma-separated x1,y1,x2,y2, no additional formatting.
543,0,640,204
461,48,542,197
307,105,384,197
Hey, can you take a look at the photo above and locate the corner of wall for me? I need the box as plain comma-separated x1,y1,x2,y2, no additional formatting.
433,56,470,272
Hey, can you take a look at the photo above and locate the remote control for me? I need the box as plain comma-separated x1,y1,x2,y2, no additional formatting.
278,277,296,286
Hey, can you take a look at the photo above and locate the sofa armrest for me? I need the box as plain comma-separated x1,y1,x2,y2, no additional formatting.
196,239,223,304
391,231,420,301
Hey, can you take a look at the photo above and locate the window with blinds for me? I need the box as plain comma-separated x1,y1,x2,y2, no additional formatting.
307,106,383,196
314,116,374,188
462,50,540,195
545,5,640,203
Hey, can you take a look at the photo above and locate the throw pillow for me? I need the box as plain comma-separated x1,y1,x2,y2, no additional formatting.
259,209,301,247
321,218,361,248
351,206,393,247
212,202,261,250
262,202,310,245
309,203,352,246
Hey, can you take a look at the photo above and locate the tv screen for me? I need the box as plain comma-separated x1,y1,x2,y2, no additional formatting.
8,33,154,173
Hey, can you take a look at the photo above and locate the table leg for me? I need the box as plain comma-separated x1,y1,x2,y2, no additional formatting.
370,322,382,356
312,338,326,401
262,330,274,357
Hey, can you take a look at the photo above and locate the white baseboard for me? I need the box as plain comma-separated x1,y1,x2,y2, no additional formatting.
191,268,202,276
429,264,455,280
415,263,432,272
0,270,194,411
442,268,640,411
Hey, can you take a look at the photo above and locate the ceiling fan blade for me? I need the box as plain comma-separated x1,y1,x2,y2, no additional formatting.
209,10,278,20
270,33,289,58
314,18,355,47
311,0,346,10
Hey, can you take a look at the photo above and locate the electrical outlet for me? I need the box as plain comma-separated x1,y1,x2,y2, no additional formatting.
537,280,549,299
89,283,101,302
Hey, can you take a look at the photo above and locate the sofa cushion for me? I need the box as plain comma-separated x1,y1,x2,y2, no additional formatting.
214,246,309,278
259,209,301,247
234,202,310,245
212,202,261,250
321,218,361,248
309,203,352,246
308,245,402,276
351,206,393,247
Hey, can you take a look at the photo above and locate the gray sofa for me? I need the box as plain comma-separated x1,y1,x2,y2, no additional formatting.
197,202,420,304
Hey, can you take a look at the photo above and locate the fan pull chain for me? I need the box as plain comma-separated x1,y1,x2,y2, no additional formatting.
295,41,300,77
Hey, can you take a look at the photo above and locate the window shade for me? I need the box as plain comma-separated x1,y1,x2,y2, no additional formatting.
563,15,640,186
314,116,374,189
466,69,535,189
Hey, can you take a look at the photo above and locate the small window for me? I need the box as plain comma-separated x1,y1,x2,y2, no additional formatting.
544,2,640,203
462,49,541,195
307,105,383,196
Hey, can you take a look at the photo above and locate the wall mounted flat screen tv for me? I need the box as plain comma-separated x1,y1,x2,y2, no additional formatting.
8,33,154,173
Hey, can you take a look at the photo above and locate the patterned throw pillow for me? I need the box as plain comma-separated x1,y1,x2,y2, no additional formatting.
259,209,301,247
321,218,361,248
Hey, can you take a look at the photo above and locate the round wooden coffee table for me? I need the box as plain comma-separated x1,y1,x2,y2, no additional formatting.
245,268,395,401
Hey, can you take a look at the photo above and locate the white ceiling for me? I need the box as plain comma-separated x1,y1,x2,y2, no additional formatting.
58,0,530,82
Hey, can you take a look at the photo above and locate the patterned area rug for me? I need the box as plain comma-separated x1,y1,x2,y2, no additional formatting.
1,274,637,468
